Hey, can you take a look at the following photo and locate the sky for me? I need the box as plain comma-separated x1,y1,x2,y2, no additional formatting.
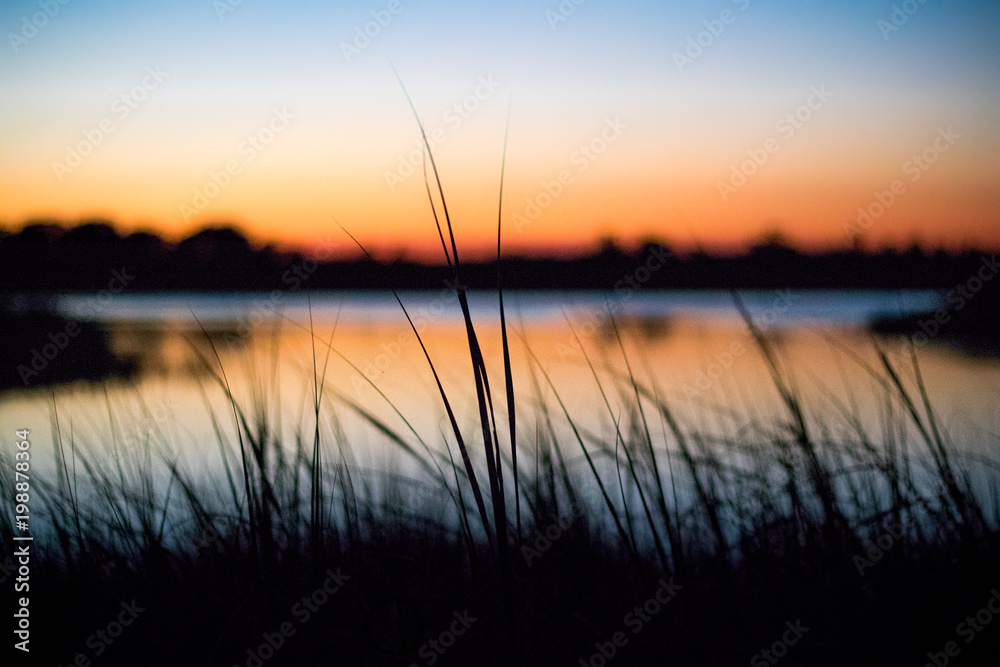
1,0,998,259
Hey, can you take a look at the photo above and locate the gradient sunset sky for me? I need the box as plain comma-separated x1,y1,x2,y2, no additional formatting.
2,0,998,258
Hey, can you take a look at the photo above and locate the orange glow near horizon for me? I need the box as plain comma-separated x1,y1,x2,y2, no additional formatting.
4,150,999,260
3,100,999,258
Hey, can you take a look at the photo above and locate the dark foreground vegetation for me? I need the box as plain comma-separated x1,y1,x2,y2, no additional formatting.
2,322,999,667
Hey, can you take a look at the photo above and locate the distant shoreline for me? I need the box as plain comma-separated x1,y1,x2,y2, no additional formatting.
2,222,997,293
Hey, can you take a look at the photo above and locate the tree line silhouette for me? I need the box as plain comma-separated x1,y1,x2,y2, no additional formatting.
0,219,996,293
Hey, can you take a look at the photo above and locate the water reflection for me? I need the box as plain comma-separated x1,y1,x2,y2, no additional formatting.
2,290,997,479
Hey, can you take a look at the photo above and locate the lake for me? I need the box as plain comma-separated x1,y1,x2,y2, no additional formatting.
3,289,997,487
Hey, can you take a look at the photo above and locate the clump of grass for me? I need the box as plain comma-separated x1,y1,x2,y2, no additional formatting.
8,318,1000,665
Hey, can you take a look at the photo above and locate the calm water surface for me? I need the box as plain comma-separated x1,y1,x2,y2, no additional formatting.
3,290,997,480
